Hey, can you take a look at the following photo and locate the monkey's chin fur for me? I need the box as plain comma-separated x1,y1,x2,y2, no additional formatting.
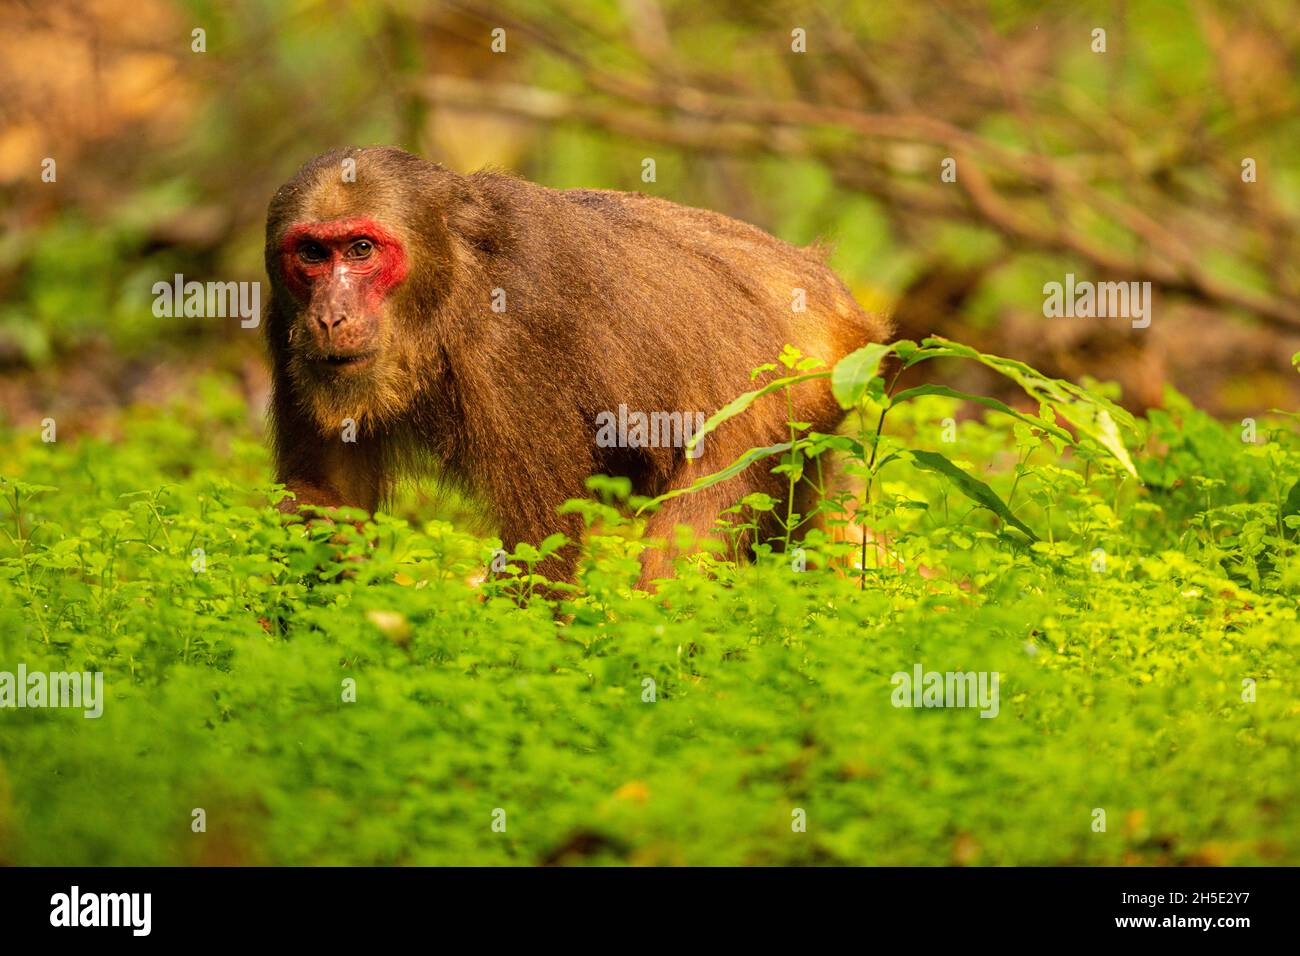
290,352,415,434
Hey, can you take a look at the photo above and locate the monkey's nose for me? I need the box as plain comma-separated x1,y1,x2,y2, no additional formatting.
316,312,349,332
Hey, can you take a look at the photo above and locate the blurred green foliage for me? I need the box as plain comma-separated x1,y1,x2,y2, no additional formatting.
4,0,1296,385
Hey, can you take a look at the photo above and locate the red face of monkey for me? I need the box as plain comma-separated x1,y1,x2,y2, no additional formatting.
279,216,408,371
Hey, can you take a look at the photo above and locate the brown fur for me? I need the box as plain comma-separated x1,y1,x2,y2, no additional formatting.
264,147,888,586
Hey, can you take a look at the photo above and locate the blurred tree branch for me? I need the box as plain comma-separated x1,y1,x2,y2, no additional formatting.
425,0,1300,331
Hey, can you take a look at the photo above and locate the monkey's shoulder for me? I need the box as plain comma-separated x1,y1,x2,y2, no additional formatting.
544,187,817,258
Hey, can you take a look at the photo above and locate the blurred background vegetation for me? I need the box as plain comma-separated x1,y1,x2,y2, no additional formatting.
1,0,1298,436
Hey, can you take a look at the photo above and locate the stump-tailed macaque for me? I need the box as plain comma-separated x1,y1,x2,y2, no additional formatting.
264,147,887,586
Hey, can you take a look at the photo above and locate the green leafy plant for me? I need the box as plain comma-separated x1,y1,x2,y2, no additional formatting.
1,357,1298,867
645,336,1142,581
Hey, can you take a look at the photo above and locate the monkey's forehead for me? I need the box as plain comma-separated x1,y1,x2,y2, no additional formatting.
297,145,425,175
277,146,437,202
268,147,454,238
280,216,405,249
283,176,394,223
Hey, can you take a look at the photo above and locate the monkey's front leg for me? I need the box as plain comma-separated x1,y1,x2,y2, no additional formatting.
275,427,384,518
276,438,386,580
276,478,346,514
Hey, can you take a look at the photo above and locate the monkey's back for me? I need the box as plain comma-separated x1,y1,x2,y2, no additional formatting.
471,173,886,441
557,186,882,363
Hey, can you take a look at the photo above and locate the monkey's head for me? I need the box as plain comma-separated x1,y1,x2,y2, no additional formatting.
265,147,487,431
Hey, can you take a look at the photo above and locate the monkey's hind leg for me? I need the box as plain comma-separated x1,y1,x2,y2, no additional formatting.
647,466,851,586
637,471,776,589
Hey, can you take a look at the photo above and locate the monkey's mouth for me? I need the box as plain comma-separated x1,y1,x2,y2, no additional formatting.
314,351,377,370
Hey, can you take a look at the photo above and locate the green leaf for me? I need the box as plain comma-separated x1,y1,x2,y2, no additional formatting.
910,337,1139,478
889,384,1073,442
805,433,864,457
637,443,792,513
538,533,570,557
0,478,58,497
831,343,894,409
687,374,827,453
1283,480,1300,539
512,543,541,562
905,449,1038,540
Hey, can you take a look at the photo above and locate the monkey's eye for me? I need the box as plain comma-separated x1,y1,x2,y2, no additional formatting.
345,239,374,260
297,241,328,263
